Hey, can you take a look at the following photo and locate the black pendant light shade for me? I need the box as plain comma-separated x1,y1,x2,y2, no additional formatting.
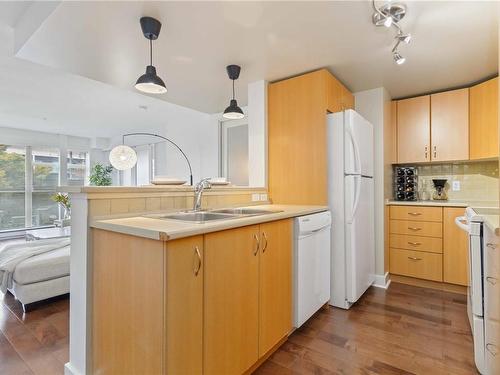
135,16,167,94
135,65,167,94
222,64,245,119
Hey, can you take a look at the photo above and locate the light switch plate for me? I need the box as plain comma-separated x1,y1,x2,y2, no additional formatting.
260,193,268,202
252,193,260,202
452,180,460,191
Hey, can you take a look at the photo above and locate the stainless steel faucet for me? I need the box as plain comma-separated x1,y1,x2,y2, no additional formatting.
193,178,212,211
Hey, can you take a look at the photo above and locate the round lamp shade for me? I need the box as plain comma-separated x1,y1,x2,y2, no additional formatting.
109,145,138,170
135,65,167,94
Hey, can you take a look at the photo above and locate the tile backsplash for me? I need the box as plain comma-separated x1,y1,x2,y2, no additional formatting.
416,161,499,202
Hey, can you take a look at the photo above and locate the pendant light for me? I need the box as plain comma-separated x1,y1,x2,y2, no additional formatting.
135,16,167,94
222,65,245,120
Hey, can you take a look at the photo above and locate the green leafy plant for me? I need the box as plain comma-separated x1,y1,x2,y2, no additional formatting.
89,163,113,186
51,192,70,210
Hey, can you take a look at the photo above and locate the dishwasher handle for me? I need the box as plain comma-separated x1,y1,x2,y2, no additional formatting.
298,225,330,239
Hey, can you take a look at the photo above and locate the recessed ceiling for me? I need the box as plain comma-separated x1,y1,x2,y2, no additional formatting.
4,1,500,113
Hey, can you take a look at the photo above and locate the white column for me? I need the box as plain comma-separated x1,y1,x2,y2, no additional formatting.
65,192,88,375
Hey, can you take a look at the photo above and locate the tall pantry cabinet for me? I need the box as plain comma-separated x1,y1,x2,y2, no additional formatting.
268,69,354,205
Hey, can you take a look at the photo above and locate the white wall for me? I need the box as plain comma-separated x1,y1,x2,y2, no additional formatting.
354,87,391,279
247,80,267,187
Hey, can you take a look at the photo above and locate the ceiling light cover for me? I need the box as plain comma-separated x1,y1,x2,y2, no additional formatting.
135,65,167,94
109,145,138,170
223,99,245,119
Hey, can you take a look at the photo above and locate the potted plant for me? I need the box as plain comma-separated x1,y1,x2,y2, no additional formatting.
51,192,71,226
89,163,114,186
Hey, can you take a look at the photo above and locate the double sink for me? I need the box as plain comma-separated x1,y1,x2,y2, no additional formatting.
147,207,282,223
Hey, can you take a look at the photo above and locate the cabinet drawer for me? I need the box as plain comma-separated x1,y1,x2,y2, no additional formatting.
390,220,442,238
485,320,500,375
390,234,442,254
390,248,443,282
390,206,442,222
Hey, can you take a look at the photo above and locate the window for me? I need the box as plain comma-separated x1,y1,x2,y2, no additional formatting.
0,145,26,231
0,145,89,232
67,150,88,186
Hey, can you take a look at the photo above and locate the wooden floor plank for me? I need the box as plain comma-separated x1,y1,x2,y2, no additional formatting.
255,282,478,375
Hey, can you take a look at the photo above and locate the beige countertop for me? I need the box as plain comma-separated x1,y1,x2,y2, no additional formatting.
386,200,499,208
91,204,329,241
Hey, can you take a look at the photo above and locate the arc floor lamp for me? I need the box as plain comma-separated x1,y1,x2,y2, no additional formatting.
109,132,193,186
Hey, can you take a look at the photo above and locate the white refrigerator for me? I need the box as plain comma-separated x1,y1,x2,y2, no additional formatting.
327,109,375,309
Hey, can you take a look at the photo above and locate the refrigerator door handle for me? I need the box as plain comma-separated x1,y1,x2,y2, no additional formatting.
346,126,362,175
347,175,361,224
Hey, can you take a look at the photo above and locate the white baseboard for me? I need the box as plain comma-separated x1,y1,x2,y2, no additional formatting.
372,272,391,289
64,363,82,375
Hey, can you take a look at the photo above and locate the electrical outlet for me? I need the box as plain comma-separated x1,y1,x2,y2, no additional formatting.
252,193,260,202
260,193,268,202
452,180,460,191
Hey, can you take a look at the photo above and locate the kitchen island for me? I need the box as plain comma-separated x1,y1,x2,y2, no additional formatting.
91,204,327,375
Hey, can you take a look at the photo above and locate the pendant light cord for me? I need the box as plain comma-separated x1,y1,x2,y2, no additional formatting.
149,38,153,66
232,79,235,100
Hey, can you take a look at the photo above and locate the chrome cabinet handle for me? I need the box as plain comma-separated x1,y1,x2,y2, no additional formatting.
408,257,422,261
253,234,260,256
408,242,421,246
425,146,428,160
486,243,498,250
262,232,268,253
408,227,422,231
486,343,498,356
486,276,497,285
193,246,202,276
433,146,437,158
408,212,422,216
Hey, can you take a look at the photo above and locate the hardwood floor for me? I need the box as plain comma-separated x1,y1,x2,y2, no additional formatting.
0,282,475,375
0,291,68,375
256,283,477,375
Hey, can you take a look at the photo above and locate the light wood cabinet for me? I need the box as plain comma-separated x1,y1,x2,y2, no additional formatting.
389,219,442,238
204,225,260,375
397,96,431,163
165,236,203,375
470,77,499,160
390,248,443,282
268,69,353,205
92,230,165,375
259,219,292,356
443,208,468,286
390,205,442,222
431,88,469,162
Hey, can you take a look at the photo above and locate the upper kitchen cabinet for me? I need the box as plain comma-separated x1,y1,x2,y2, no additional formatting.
470,77,499,160
397,95,431,163
431,88,469,162
268,69,353,205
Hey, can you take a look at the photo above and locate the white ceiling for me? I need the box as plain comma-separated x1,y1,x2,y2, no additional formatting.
10,1,498,114
0,1,32,28
0,56,209,139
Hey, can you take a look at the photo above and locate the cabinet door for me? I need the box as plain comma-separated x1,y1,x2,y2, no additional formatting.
470,77,499,160
204,225,260,375
259,219,292,356
443,207,468,286
92,230,164,375
431,88,469,162
397,96,431,163
165,236,203,375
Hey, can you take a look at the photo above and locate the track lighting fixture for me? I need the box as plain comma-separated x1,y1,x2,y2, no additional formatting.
372,1,411,64
222,65,245,120
393,52,406,65
135,16,167,94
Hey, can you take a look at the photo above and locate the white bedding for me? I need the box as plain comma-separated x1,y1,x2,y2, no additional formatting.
0,238,70,293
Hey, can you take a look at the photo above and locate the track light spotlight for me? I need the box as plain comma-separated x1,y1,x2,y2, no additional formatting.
384,16,393,28
393,51,406,65
397,33,411,44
